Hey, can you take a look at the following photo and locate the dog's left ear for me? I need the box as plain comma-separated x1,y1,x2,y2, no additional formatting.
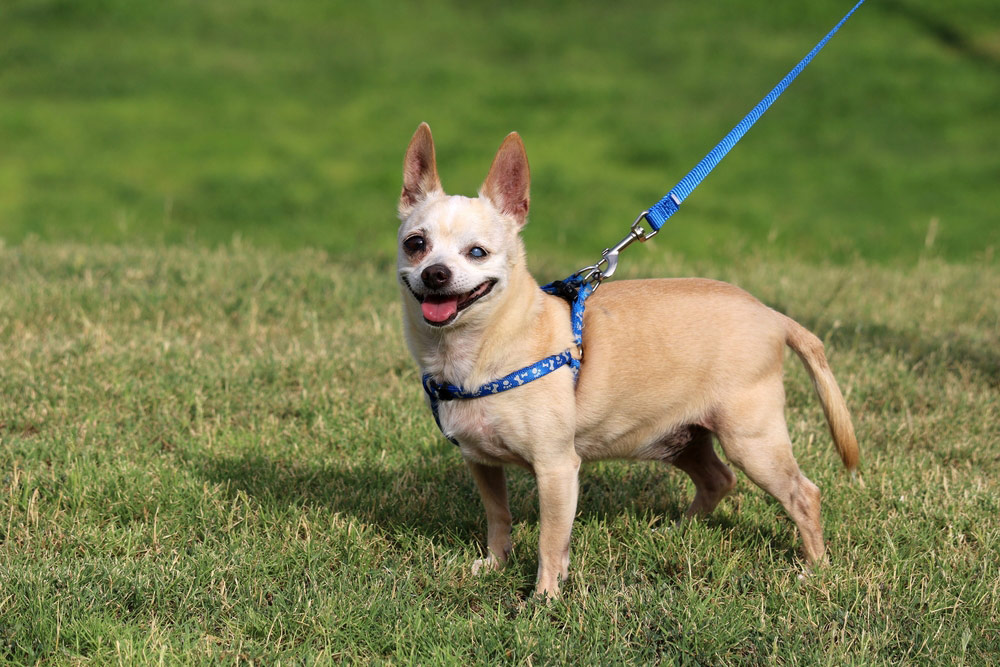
481,132,530,228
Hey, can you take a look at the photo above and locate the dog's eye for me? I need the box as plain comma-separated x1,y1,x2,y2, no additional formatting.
468,246,488,259
403,235,426,255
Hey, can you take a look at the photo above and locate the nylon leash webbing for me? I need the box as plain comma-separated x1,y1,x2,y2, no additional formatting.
643,0,867,231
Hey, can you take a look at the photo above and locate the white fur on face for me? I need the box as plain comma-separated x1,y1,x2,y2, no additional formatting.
397,194,519,326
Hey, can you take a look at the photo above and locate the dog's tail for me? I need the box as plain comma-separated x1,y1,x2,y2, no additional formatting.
783,315,860,474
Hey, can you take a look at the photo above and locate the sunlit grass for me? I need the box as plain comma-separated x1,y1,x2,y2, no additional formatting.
1,242,997,662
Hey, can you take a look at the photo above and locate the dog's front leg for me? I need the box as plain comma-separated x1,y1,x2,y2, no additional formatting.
467,461,513,575
534,453,581,598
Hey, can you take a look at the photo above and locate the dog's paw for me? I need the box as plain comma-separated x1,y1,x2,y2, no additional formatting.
471,555,502,576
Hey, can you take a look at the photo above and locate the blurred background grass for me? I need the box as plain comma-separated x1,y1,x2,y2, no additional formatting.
0,0,997,267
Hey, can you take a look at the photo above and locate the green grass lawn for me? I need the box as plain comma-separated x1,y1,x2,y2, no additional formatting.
2,0,999,663
1,0,998,264
1,242,997,663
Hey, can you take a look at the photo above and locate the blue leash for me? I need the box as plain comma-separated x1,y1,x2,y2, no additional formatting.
644,0,867,232
421,1,866,445
574,0,867,286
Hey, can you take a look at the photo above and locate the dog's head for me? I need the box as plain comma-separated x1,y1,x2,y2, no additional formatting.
396,123,531,329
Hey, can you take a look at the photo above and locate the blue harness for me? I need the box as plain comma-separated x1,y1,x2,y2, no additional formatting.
422,277,592,445
420,0,866,445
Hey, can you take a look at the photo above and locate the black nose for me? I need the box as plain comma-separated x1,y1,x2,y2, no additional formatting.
421,263,452,290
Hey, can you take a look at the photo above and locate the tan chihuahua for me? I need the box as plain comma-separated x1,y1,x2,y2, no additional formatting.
396,123,858,597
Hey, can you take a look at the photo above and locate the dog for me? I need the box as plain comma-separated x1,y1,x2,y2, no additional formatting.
396,122,859,597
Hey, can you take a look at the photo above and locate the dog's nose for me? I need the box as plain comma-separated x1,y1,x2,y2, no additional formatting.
421,263,452,290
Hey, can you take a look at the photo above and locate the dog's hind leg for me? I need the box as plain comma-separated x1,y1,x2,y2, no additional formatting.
716,405,826,566
467,461,513,575
671,428,737,518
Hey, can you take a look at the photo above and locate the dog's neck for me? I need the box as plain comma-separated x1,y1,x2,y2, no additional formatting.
406,263,548,388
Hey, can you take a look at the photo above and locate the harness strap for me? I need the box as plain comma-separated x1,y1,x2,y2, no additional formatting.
541,275,593,358
423,277,592,445
423,349,577,402
423,349,575,446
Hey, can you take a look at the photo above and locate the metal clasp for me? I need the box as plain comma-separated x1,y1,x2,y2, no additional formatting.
576,211,657,288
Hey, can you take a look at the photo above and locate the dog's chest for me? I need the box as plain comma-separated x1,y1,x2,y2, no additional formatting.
441,399,531,468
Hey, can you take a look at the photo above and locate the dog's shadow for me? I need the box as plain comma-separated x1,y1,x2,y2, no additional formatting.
197,450,484,541
196,449,788,557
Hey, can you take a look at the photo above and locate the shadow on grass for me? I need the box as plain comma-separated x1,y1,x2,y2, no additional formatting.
197,451,484,541
881,0,1000,72
196,449,799,562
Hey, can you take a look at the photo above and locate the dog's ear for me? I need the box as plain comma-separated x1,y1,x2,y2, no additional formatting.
399,122,442,218
481,132,530,228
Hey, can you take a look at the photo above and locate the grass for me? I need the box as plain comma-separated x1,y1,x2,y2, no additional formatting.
1,0,998,264
2,241,998,663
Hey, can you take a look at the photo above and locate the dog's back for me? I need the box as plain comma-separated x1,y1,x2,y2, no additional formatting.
573,278,789,457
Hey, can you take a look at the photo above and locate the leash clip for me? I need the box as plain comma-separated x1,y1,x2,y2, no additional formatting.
577,210,656,288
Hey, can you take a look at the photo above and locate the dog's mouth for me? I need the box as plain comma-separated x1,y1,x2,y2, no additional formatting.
412,279,497,326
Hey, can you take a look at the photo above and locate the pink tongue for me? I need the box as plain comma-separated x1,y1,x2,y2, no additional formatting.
422,297,459,323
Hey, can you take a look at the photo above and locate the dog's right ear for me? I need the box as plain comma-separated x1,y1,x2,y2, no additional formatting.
399,122,442,218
